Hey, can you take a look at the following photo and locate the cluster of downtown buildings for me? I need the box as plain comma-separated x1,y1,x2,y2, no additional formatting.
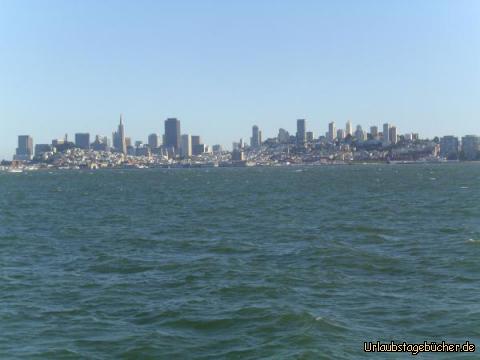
5,116,480,170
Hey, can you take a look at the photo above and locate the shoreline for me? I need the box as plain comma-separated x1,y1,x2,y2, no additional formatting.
0,160,470,173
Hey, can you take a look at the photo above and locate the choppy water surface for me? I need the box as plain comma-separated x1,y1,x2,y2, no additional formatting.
1,164,480,359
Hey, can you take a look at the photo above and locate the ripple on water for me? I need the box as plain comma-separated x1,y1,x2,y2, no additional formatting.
1,165,480,358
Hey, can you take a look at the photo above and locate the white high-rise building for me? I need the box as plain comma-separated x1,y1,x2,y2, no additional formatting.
181,134,192,157
337,129,346,140
346,121,353,136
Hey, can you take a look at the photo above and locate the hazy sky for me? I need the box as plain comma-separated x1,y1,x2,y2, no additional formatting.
1,0,479,159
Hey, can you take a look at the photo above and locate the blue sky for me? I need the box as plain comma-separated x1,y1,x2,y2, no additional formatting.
1,0,479,158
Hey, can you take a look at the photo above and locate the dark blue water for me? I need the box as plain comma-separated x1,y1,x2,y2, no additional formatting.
1,164,479,359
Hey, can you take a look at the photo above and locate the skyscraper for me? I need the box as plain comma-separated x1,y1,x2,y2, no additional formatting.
328,122,336,141
75,133,90,149
164,118,181,150
346,121,353,137
181,134,192,158
383,123,390,144
148,133,160,149
296,119,306,146
461,135,480,160
355,125,367,141
251,125,261,148
370,126,379,139
306,131,314,142
113,115,127,154
389,126,398,145
15,135,33,160
278,128,290,143
440,136,459,159
191,136,201,147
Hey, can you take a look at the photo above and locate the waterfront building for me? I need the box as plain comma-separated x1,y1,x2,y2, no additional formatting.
75,133,90,150
328,122,336,142
250,125,261,148
440,136,459,159
389,126,398,145
370,126,379,139
231,149,244,161
164,118,181,150
14,135,33,161
461,135,480,160
383,123,390,144
296,119,306,146
346,121,353,136
181,134,192,158
148,133,160,149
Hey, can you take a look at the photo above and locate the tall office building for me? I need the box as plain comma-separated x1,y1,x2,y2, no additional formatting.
337,129,346,140
296,119,306,146
191,135,201,147
389,126,398,145
75,133,90,149
181,134,192,158
328,122,336,141
383,123,390,144
346,121,353,137
355,125,367,141
148,133,160,149
113,115,127,154
35,144,53,157
278,128,290,143
164,118,181,150
370,126,379,139
440,136,459,159
306,131,314,142
15,135,33,160
251,125,261,148
193,144,207,155
461,135,480,160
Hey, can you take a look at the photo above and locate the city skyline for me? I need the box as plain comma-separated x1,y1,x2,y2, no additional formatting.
1,0,479,159
6,114,480,161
